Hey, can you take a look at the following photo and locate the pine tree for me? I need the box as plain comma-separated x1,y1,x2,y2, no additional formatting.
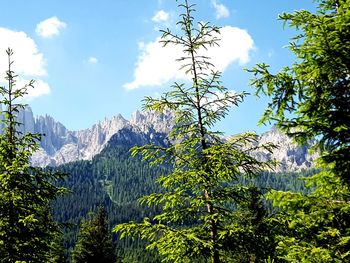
248,0,350,261
72,205,116,263
115,1,275,262
0,48,66,262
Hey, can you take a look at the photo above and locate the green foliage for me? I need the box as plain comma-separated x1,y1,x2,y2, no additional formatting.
115,1,276,262
0,48,66,262
248,0,350,261
48,231,70,263
52,141,165,250
72,205,117,263
248,0,350,186
267,167,350,262
51,133,317,262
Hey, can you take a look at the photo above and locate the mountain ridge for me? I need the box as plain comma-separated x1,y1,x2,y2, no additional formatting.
10,106,317,171
28,108,173,166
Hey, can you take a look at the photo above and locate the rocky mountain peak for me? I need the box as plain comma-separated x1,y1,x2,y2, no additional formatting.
29,108,173,167
3,106,318,171
130,110,174,134
16,106,35,133
257,127,318,172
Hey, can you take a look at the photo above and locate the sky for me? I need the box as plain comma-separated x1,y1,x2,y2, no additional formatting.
0,0,316,135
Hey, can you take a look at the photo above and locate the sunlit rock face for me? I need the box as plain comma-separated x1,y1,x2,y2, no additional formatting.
11,107,317,171
29,109,172,167
256,126,318,172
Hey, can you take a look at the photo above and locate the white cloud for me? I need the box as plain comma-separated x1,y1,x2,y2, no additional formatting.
123,37,184,90
0,28,47,77
16,78,50,100
205,26,254,67
212,0,230,19
0,27,50,99
36,16,66,38
88,57,98,64
124,26,254,90
28,79,50,99
0,77,50,101
152,10,170,23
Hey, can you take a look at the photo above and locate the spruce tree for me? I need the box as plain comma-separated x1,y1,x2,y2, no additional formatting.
248,0,350,261
115,1,275,262
72,205,116,263
0,48,66,262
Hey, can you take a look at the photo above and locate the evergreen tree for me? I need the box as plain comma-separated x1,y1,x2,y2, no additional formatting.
72,205,116,263
248,0,350,261
248,0,350,186
0,48,66,262
115,1,275,262
48,231,70,263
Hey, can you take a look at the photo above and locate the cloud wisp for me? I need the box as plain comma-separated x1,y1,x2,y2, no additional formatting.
124,26,254,90
88,57,98,64
36,16,66,38
152,10,170,23
212,0,230,19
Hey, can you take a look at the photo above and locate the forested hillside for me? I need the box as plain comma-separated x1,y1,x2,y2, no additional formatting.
52,126,316,261
52,127,169,261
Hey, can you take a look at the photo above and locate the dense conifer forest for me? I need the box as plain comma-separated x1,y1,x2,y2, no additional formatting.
52,134,316,261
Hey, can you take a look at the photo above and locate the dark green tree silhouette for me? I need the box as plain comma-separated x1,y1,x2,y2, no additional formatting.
0,48,66,262
115,1,275,262
248,0,350,261
72,205,116,263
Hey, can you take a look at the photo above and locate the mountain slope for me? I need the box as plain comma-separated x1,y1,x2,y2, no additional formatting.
52,126,169,253
52,124,317,260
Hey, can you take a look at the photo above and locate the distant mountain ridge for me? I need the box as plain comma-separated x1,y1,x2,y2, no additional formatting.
14,107,171,167
9,106,317,171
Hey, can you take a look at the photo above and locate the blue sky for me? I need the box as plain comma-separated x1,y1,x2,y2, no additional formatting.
0,0,316,135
